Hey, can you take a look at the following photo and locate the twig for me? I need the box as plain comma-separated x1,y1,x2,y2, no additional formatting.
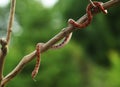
6,0,16,45
1,51,36,86
0,0,16,86
1,0,120,86
0,39,8,82
89,0,96,7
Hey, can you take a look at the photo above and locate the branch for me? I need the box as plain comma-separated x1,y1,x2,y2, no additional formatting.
1,0,120,86
0,39,7,82
0,0,16,86
1,52,36,85
6,0,16,45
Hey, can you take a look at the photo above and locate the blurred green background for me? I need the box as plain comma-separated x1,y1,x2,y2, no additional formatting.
0,0,120,87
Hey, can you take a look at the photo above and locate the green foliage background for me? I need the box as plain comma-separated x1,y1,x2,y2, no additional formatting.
0,0,120,87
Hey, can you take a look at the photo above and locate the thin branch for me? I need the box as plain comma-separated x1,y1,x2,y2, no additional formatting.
89,0,96,7
0,0,16,85
0,39,8,82
1,51,36,85
0,50,6,82
6,0,16,45
1,0,120,86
